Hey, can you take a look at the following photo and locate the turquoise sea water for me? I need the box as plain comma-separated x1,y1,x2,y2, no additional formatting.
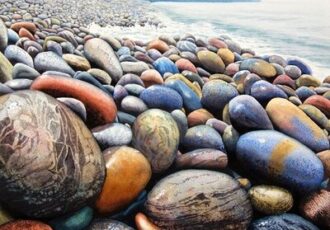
91,0,330,78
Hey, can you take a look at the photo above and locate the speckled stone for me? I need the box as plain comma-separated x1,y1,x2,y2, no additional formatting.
132,109,180,173
145,170,252,229
197,50,225,74
34,52,75,76
201,80,238,113
153,57,179,76
240,59,276,78
266,98,329,152
182,125,226,152
251,80,288,103
0,90,105,218
249,213,319,230
96,146,151,214
30,75,117,128
87,219,134,230
0,220,52,230
249,185,293,215
236,130,324,193
140,85,183,112
229,95,273,130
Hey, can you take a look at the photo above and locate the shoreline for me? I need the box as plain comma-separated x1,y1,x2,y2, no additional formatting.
0,0,329,229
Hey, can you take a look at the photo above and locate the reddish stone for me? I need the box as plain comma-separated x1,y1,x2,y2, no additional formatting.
188,108,214,127
135,213,160,230
175,58,197,73
30,75,117,127
18,28,35,41
273,74,296,89
304,95,330,117
123,39,136,50
140,69,163,87
225,63,239,76
317,150,330,178
208,37,228,49
147,39,169,53
0,220,52,230
10,22,37,34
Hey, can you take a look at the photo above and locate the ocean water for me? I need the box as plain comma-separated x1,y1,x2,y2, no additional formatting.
90,0,330,79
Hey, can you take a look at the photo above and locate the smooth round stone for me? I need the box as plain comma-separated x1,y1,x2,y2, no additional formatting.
272,63,285,76
249,185,293,215
117,111,136,126
236,130,324,193
7,29,19,45
46,41,62,56
10,22,37,34
132,109,180,173
317,150,330,178
208,37,228,49
249,213,319,230
121,61,149,75
100,35,121,51
0,206,13,226
34,51,75,76
209,73,233,83
63,54,91,71
140,69,163,87
177,40,197,53
182,125,226,152
182,70,204,87
165,79,202,113
140,85,183,112
153,57,179,76
0,52,13,83
87,219,134,230
217,48,235,66
0,90,105,218
287,57,313,75
269,54,287,67
201,80,238,113
0,83,13,96
251,80,288,103
124,84,145,96
300,188,330,228
12,63,40,80
145,170,252,229
121,95,148,116
30,75,117,128
229,95,273,130
284,65,302,79
304,95,330,117
147,39,169,53
171,109,188,142
175,58,197,73
49,206,93,230
113,85,128,104
165,73,202,98
96,146,151,214
240,59,276,78
92,123,132,149
135,212,160,230
0,19,8,51
266,98,329,152
85,38,123,82
296,74,321,88
117,74,145,87
5,78,32,90
117,47,131,57
299,104,330,131
87,68,112,85
57,97,87,121
187,108,214,127
296,86,317,102
273,74,296,89
225,39,242,54
206,118,229,135
176,148,228,170
197,50,225,74
0,220,52,230
222,125,240,155
243,73,261,95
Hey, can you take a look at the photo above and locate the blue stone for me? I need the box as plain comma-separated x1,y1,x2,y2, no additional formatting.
177,41,197,53
296,86,317,102
250,80,287,103
153,57,179,76
165,79,202,113
182,125,226,152
124,84,145,96
7,29,19,45
236,130,324,193
287,57,313,75
140,85,183,112
116,47,130,57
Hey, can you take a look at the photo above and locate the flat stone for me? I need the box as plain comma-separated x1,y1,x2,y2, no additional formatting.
63,54,91,71
12,63,40,80
121,61,149,75
4,45,34,68
34,52,75,76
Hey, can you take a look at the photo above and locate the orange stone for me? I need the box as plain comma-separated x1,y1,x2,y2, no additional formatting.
317,150,330,178
188,108,214,127
217,48,235,66
135,213,160,230
96,146,151,214
18,28,35,41
175,58,197,73
208,37,228,49
10,22,37,34
304,95,330,117
30,75,117,127
140,69,163,87
147,39,169,53
0,220,52,230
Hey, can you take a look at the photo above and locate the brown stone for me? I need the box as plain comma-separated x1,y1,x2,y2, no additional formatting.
175,58,197,73
30,75,117,127
140,69,163,87
63,54,91,71
147,39,169,53
96,146,151,214
208,37,228,49
188,108,214,127
10,22,37,34
18,28,35,41
135,213,160,230
0,220,52,230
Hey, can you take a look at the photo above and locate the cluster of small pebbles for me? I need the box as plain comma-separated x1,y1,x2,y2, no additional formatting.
0,12,329,230
0,0,159,28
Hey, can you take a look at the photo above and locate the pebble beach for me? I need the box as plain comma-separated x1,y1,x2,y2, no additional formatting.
0,0,329,229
